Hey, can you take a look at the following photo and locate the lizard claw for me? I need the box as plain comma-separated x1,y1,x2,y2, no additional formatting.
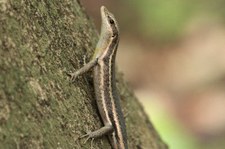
67,72,78,82
79,131,94,144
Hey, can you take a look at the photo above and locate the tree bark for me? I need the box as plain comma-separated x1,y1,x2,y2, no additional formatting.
0,0,168,148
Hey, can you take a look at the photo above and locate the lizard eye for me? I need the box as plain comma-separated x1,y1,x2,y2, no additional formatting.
108,16,114,24
109,19,114,24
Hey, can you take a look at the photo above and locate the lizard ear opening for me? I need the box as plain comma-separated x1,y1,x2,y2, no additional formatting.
112,33,117,37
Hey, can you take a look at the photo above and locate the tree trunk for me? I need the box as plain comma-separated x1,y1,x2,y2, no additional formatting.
0,0,168,148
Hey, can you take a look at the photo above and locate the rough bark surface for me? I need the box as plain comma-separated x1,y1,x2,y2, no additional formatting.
0,0,168,148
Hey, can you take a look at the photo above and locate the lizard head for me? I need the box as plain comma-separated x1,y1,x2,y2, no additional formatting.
100,6,119,39
93,6,120,59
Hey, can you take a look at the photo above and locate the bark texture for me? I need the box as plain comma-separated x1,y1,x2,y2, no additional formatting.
0,0,168,148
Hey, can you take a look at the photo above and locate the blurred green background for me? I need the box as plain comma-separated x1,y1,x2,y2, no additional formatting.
83,0,225,149
125,0,225,41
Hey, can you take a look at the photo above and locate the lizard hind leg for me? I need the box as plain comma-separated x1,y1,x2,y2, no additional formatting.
80,124,114,148
80,124,114,141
